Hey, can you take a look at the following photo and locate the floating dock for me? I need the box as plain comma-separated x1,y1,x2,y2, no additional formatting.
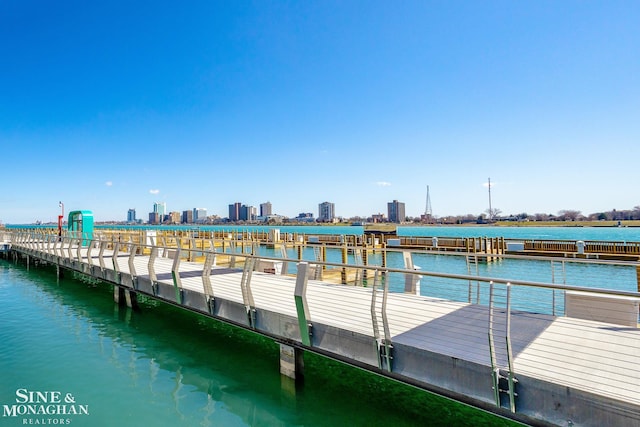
4,230,640,427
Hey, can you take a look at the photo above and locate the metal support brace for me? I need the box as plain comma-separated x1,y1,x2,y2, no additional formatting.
148,246,158,287
66,238,73,261
505,284,517,413
160,236,168,258
294,262,312,346
75,239,82,264
488,281,518,413
128,244,138,286
44,235,50,259
87,240,95,267
98,240,106,270
202,251,216,312
57,237,63,260
240,257,256,327
171,245,183,303
371,270,393,372
112,241,120,273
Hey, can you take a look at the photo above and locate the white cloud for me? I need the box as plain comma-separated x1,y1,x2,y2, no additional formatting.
105,181,113,187
376,181,392,187
149,189,160,195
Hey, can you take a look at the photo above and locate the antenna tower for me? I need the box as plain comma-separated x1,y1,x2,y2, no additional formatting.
487,177,493,221
425,185,433,223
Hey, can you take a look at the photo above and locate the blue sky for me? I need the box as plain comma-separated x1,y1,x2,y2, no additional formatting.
1,1,638,224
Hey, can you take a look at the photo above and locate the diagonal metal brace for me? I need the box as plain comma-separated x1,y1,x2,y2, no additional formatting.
294,262,312,346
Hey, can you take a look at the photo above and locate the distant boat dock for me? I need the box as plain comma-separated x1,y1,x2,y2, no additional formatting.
3,226,640,427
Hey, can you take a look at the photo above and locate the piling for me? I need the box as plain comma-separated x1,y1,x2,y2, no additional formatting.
279,343,304,382
341,245,348,285
362,244,368,286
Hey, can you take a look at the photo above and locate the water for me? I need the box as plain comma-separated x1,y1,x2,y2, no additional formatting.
0,259,519,426
397,225,640,242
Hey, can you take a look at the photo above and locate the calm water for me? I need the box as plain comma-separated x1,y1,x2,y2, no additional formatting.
0,259,519,427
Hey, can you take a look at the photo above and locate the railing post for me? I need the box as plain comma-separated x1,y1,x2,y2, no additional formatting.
148,246,158,294
371,269,392,372
202,251,216,313
87,240,95,268
171,242,183,303
294,262,312,346
98,239,106,271
128,244,138,282
505,283,516,413
112,241,120,273
240,256,256,327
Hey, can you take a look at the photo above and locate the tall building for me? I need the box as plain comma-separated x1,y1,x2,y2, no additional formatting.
260,202,272,217
318,201,335,222
127,209,136,223
148,212,160,224
153,202,166,217
182,210,194,224
229,202,241,222
168,212,181,224
387,200,406,223
193,208,207,223
240,205,256,221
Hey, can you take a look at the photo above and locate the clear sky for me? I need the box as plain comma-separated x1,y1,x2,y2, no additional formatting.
1,1,638,224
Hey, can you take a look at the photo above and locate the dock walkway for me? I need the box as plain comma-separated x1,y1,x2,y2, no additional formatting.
7,233,640,427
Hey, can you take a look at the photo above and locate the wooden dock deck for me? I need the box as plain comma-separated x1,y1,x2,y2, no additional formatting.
7,235,640,427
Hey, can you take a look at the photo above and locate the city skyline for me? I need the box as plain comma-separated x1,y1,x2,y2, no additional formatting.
1,2,638,224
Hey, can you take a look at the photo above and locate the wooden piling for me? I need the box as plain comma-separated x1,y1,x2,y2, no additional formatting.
341,245,348,284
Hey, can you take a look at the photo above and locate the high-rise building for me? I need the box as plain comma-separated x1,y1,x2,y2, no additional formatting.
387,200,406,223
127,209,136,223
168,212,181,224
240,205,256,221
153,202,166,217
229,202,241,222
318,201,335,222
193,208,207,223
182,210,193,224
148,212,160,224
260,202,272,217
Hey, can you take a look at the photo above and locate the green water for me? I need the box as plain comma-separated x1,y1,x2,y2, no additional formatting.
0,259,520,426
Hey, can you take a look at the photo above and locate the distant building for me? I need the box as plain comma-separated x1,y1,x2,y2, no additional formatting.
318,202,335,222
260,202,272,217
229,202,242,222
182,210,193,224
193,208,207,223
296,212,315,222
168,212,181,224
240,205,256,221
387,200,406,223
153,202,166,217
371,213,385,223
148,212,160,225
127,209,136,223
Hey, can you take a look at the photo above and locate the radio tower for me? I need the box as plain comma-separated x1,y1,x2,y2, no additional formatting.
424,185,433,223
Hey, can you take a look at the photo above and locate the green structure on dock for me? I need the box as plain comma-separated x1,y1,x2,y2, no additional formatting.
68,210,93,245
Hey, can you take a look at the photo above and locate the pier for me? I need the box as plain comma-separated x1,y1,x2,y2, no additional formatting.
4,228,640,427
